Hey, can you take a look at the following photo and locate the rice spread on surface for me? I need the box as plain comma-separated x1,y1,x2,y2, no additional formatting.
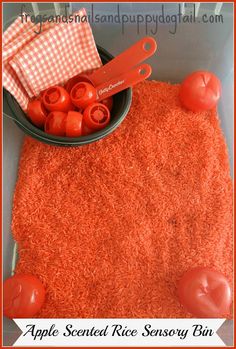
12,81,233,318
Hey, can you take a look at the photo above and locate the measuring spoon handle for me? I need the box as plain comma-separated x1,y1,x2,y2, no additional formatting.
96,63,152,101
90,37,157,87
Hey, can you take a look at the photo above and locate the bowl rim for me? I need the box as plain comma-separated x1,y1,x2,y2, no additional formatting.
4,45,132,146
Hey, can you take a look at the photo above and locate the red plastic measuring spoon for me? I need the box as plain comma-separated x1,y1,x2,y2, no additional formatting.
90,37,157,86
71,63,152,109
66,37,157,92
96,63,152,101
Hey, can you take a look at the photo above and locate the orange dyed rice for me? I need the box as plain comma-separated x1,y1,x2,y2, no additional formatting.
12,81,233,318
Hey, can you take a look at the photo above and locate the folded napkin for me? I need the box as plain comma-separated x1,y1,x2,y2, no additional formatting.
3,14,46,111
3,9,102,111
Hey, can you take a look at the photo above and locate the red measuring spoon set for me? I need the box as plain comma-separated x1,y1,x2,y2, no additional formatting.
27,37,157,137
